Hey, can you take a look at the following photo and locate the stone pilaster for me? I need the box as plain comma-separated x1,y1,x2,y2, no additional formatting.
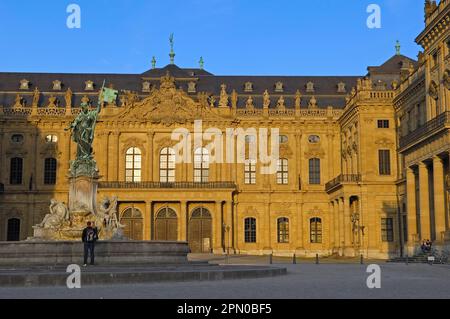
433,156,446,242
418,162,431,240
406,167,418,243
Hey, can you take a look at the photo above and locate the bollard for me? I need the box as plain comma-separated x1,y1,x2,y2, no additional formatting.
269,253,273,264
360,254,364,265
293,254,297,265
316,254,319,265
406,254,409,265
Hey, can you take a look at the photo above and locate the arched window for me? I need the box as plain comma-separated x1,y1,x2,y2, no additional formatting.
194,148,209,183
125,148,142,182
310,218,322,243
277,217,290,243
120,207,143,241
244,159,256,185
7,218,20,241
10,157,23,185
309,158,321,185
277,159,288,185
244,217,257,243
44,158,57,185
160,148,175,183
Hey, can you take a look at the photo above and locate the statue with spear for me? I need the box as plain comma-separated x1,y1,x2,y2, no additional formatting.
66,80,118,163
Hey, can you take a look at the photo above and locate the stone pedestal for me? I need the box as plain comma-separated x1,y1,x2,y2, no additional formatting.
69,175,99,214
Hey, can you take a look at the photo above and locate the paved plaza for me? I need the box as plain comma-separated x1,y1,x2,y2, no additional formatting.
0,255,449,299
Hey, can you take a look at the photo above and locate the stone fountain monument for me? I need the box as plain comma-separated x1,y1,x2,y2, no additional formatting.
32,85,123,241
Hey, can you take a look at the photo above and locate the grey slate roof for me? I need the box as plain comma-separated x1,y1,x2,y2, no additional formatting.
0,54,417,110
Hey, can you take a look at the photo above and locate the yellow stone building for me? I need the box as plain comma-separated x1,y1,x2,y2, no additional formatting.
0,1,449,259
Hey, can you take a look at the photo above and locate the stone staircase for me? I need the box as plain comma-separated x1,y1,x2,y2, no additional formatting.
388,251,448,264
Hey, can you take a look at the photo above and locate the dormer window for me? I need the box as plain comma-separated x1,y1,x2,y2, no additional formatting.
275,82,284,93
19,79,29,90
337,82,346,93
188,81,197,94
306,82,315,93
85,81,94,91
142,81,151,92
244,82,254,93
52,80,62,91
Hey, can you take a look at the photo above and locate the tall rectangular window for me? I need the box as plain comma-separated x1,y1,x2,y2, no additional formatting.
44,158,57,185
277,159,288,185
244,218,257,243
379,150,391,175
10,158,23,185
309,158,321,185
381,218,394,242
244,160,256,185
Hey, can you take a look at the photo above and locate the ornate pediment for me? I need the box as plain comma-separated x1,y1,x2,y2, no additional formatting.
115,73,226,126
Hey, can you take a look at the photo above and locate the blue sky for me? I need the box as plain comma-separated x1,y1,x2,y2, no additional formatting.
0,0,424,76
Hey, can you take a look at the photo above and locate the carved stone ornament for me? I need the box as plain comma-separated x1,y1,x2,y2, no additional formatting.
115,73,226,126
429,81,439,100
122,138,146,154
156,137,174,149
443,70,450,90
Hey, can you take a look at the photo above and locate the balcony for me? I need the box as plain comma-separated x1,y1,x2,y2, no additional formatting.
400,112,450,150
98,181,237,190
325,174,361,193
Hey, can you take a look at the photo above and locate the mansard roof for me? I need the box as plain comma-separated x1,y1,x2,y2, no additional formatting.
0,54,416,110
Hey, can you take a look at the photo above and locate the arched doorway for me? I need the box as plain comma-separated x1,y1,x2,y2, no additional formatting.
188,207,212,253
120,207,143,241
7,218,20,241
155,207,178,241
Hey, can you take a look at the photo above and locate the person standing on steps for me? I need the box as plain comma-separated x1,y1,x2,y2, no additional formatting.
82,221,98,266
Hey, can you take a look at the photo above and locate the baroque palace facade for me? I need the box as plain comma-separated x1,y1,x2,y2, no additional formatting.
0,1,449,259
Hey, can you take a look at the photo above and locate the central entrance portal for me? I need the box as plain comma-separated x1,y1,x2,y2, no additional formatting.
155,207,178,241
188,207,212,253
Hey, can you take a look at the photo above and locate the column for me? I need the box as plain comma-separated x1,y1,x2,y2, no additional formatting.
263,200,272,251
343,197,352,250
224,201,233,252
406,167,417,242
57,132,70,186
147,132,154,182
338,198,344,252
0,132,3,183
329,202,335,249
108,132,119,181
418,162,431,240
179,201,187,241
333,201,339,251
433,156,446,241
295,202,304,251
213,201,223,254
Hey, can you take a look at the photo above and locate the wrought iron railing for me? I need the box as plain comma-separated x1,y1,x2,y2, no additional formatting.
325,174,361,192
98,181,237,189
400,112,450,149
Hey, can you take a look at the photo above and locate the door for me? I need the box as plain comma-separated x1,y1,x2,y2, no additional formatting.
120,207,143,241
155,207,178,241
188,207,212,253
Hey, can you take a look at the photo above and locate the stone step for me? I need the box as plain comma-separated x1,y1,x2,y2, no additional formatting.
0,264,287,287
